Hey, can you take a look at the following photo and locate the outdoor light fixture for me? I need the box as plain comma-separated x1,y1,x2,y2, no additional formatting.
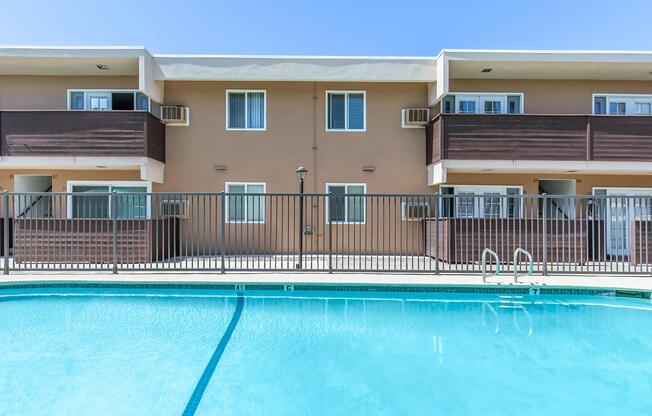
296,166,308,180
361,165,376,172
96,64,110,71
214,164,228,171
481,68,493,73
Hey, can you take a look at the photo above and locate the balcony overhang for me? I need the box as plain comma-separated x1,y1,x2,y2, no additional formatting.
0,156,165,183
427,159,652,186
0,156,164,183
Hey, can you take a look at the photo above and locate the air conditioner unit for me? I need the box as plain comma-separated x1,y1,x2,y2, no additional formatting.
160,199,189,219
401,201,430,221
401,108,430,128
160,105,189,126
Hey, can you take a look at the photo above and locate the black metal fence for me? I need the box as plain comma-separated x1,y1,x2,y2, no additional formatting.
2,192,651,275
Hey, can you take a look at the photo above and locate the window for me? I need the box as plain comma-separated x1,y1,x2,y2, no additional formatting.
441,185,523,218
636,102,652,115
609,101,626,115
456,192,477,217
442,93,523,114
66,181,151,219
225,182,266,223
67,90,150,111
458,100,476,114
507,95,521,114
441,95,455,113
326,91,366,131
226,90,266,130
594,94,652,116
326,183,366,223
483,100,502,114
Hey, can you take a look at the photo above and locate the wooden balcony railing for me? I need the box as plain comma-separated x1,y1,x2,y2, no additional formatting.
426,113,652,164
0,110,165,162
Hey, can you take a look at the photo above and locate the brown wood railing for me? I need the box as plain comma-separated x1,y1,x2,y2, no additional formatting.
427,113,652,164
0,110,165,162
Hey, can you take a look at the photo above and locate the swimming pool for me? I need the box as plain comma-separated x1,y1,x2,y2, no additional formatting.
0,286,651,415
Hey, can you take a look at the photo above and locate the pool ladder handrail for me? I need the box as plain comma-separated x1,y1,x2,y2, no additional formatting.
481,248,500,282
513,248,534,283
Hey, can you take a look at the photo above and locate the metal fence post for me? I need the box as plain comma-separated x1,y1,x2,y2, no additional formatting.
111,191,118,274
328,194,333,273
220,191,226,274
434,193,439,275
542,193,548,276
3,191,9,275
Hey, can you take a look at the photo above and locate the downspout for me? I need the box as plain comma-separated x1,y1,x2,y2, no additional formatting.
312,82,318,193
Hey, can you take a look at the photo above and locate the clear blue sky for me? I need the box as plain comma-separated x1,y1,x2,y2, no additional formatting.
1,0,651,55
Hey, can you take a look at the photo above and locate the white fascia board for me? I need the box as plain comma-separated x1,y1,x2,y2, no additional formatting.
440,159,652,174
0,45,148,58
154,56,437,82
0,156,162,176
441,49,652,63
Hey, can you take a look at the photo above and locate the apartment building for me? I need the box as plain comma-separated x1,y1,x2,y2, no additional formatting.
1,47,652,262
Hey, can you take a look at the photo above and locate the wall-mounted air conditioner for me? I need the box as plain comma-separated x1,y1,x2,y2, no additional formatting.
401,108,430,128
160,105,190,126
401,201,430,221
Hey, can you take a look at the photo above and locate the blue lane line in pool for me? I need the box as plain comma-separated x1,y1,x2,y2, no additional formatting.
182,293,244,416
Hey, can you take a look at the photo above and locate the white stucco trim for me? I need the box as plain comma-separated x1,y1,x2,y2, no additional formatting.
154,55,437,82
428,159,652,185
0,157,165,183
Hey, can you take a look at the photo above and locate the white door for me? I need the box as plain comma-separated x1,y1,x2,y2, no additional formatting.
86,92,112,111
599,188,652,257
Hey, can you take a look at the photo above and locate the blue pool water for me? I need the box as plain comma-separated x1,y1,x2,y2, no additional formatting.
0,288,651,415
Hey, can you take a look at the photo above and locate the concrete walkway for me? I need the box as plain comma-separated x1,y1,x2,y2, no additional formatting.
1,271,652,292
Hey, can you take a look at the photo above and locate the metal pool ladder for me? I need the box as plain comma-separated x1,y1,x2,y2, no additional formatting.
513,248,533,283
481,248,500,282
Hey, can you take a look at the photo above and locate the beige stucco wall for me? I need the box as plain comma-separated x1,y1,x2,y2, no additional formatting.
160,81,429,194
449,79,652,114
0,75,138,110
442,172,652,195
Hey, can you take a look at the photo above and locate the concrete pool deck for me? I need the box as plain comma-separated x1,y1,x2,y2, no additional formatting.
1,271,652,293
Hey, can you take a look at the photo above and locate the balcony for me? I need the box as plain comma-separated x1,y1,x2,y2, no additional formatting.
0,111,165,163
426,113,652,165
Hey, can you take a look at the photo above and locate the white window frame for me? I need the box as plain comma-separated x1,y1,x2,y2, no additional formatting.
325,90,367,132
444,92,524,115
225,89,267,131
225,182,267,223
67,89,151,112
441,184,524,218
66,180,152,219
592,93,652,116
325,183,367,224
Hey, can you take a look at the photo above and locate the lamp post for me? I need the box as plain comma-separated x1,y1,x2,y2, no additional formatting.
296,166,308,269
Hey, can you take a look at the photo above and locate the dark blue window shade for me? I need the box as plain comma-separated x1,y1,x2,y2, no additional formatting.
328,186,346,222
69,92,85,110
594,96,607,115
347,93,364,130
228,93,246,128
247,92,265,129
328,94,346,129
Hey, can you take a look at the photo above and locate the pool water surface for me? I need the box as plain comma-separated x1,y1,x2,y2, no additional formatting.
0,287,651,415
